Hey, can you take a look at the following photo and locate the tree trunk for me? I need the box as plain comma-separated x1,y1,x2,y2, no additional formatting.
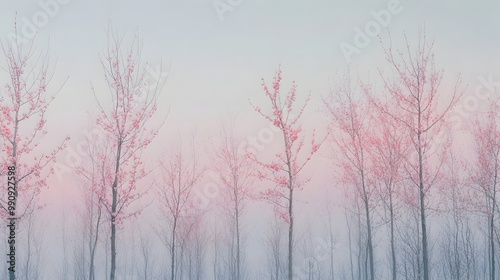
171,218,177,280
235,203,241,280
110,211,117,280
420,189,429,280
490,169,498,280
329,222,335,280
489,201,496,280
418,142,430,280
362,174,375,280
347,215,355,280
390,194,397,280
110,141,122,280
89,199,101,280
490,214,495,280
288,186,294,280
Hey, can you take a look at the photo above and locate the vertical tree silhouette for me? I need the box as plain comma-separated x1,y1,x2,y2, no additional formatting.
0,23,68,280
85,28,165,280
251,67,323,280
374,32,462,280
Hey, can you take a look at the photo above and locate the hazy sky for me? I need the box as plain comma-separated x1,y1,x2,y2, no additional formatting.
1,0,498,161
1,0,499,278
1,0,499,122
1,1,499,120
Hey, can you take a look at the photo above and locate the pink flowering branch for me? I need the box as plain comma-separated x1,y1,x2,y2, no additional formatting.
81,27,166,280
250,66,324,279
0,22,69,219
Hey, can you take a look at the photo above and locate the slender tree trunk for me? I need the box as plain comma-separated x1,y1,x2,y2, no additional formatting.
235,203,241,280
364,201,374,279
420,187,429,280
110,205,117,280
490,169,498,280
110,141,122,280
390,194,397,280
347,215,355,280
329,221,335,280
285,145,294,280
361,175,375,280
416,209,421,280
143,248,149,280
489,205,496,280
275,256,279,280
418,139,430,280
213,225,218,280
454,213,461,280
364,241,369,280
89,200,102,280
288,186,294,280
171,218,177,280
357,209,362,280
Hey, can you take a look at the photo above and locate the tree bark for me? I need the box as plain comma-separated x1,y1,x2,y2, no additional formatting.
288,186,294,280
418,140,430,280
361,171,375,280
89,199,101,280
171,217,177,280
110,141,122,280
235,201,241,280
389,194,397,280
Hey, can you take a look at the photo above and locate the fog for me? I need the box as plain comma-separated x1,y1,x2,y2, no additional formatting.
0,1,499,279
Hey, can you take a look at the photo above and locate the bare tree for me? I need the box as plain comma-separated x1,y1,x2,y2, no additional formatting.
325,73,376,280
75,124,107,280
210,121,255,280
265,215,286,280
374,31,462,280
157,140,204,280
470,97,500,280
368,97,408,280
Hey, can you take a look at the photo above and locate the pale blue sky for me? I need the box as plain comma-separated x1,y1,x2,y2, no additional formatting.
1,0,499,126
16,0,495,158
